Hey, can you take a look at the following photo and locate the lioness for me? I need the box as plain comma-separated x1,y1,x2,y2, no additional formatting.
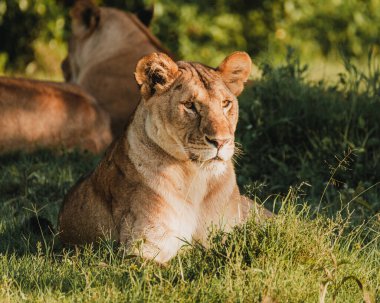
59,52,271,263
0,77,112,154
63,0,171,136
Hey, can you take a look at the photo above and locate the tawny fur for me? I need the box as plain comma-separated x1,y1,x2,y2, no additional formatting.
63,0,171,136
58,52,272,263
0,76,112,154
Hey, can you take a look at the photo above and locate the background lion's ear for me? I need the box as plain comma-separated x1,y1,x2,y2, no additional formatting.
135,52,179,100
70,0,100,37
61,57,72,82
135,6,154,27
217,52,252,96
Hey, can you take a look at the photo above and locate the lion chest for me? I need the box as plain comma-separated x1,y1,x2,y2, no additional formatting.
154,169,209,241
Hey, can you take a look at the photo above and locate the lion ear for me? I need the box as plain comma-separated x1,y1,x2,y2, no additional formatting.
70,0,100,37
135,6,154,27
217,52,252,96
135,52,179,100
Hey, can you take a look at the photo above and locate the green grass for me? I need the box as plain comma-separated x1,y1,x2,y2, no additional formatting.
0,57,379,301
237,53,380,221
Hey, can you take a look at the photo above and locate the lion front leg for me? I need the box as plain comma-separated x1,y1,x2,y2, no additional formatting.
119,214,186,264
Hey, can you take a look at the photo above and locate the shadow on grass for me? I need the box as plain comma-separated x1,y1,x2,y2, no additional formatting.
0,149,100,256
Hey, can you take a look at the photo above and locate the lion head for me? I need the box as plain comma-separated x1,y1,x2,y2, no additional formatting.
134,52,251,172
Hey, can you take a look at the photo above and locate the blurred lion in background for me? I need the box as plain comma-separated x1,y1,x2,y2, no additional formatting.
62,0,172,136
0,0,167,155
0,77,112,154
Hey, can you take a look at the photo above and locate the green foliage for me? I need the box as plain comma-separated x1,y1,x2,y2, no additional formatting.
0,0,67,73
150,0,380,65
292,0,380,57
150,0,249,66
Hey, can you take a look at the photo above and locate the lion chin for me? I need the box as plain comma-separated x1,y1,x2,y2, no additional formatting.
189,152,230,175
200,160,228,176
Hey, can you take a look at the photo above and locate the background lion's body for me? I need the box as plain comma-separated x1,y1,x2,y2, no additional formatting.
65,5,171,135
0,77,112,154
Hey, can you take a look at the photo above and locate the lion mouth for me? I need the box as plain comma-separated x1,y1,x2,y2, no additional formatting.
189,153,224,163
211,156,223,161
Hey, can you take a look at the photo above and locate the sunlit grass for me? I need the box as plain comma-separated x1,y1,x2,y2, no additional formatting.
0,162,378,302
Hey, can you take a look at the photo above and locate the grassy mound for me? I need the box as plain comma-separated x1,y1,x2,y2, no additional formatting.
0,57,379,301
237,55,380,220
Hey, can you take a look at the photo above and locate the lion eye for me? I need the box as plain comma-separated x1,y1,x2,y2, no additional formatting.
183,102,197,113
222,100,232,109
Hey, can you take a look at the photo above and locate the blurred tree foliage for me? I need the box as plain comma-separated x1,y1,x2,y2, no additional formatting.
146,0,380,65
0,0,67,73
1,0,380,74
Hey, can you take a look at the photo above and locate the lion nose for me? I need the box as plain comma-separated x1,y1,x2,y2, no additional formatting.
205,136,230,149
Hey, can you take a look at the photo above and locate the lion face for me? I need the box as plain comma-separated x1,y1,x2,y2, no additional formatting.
135,52,251,170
